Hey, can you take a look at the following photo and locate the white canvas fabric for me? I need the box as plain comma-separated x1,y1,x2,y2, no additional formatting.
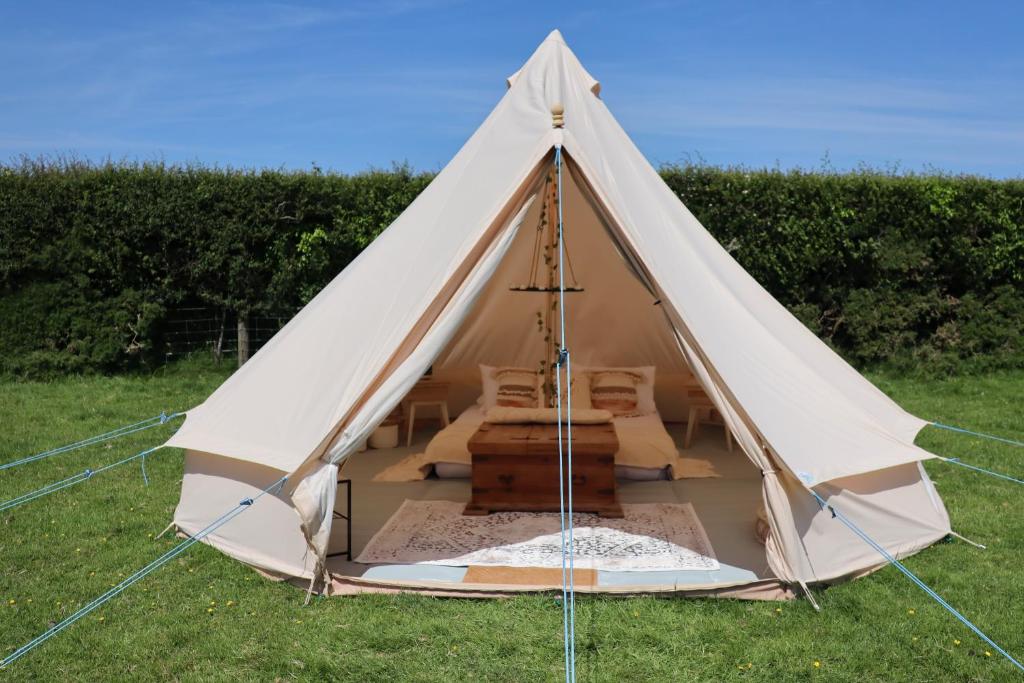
169,30,950,590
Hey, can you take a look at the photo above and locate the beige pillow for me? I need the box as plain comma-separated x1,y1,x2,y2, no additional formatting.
589,370,642,416
580,365,656,415
479,364,500,409
493,367,541,408
549,370,593,411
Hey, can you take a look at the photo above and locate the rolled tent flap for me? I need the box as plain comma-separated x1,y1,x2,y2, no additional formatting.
290,460,338,586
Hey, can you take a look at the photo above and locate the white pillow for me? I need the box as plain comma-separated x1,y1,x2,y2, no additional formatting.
580,365,656,415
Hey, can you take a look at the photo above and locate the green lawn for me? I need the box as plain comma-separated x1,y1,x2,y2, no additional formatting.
1,361,1022,681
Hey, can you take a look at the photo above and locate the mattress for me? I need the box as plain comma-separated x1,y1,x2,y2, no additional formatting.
427,405,678,478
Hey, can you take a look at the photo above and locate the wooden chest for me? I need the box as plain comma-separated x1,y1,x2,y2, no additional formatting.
464,422,623,518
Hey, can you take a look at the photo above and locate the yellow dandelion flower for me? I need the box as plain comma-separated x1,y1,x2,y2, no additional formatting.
775,607,782,613
813,660,821,669
907,609,915,615
954,639,961,646
8,599,15,606
207,608,214,614
98,616,105,622
985,651,992,657
227,600,235,607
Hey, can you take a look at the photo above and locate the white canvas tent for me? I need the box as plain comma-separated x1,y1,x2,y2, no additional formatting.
167,31,950,597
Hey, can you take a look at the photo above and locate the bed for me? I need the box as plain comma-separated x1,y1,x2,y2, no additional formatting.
424,405,678,481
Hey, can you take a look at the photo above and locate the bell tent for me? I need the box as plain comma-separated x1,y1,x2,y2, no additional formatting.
165,30,950,598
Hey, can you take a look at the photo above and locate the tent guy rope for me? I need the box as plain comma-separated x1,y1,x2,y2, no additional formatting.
931,422,1024,448
0,476,288,670
810,490,1024,673
935,456,1024,487
553,143,577,683
0,411,182,472
0,446,163,513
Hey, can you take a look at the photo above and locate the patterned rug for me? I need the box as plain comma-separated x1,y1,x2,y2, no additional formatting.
356,500,719,572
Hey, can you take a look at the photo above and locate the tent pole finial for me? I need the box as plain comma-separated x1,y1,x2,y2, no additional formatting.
551,103,564,128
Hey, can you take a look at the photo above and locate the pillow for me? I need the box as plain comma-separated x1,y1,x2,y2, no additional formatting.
589,370,642,416
478,364,499,409
480,365,543,409
549,369,593,411
493,367,541,408
581,365,656,415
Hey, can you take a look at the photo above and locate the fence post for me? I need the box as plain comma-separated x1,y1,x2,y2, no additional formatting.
237,312,250,366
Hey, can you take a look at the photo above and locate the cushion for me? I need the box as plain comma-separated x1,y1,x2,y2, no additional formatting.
479,364,500,409
589,370,642,416
580,365,656,415
549,369,593,411
480,364,541,410
484,406,612,424
493,367,541,408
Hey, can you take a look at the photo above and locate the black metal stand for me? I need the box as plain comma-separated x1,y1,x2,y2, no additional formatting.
326,478,352,561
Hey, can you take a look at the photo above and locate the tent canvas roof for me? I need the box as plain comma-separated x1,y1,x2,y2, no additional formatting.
166,30,934,488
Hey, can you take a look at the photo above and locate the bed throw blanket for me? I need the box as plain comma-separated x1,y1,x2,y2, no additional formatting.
373,406,722,482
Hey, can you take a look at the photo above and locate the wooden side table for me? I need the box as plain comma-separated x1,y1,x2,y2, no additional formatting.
403,379,451,447
464,422,623,518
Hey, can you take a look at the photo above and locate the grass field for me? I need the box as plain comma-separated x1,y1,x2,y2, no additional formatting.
1,360,1022,681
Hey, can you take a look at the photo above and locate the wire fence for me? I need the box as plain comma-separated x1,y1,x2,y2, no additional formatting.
162,307,295,362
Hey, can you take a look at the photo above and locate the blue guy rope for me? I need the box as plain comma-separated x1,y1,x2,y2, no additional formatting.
931,422,1024,448
0,412,182,472
554,340,572,683
554,145,577,683
0,476,288,670
552,145,575,683
0,446,161,513
811,490,1024,673
936,456,1024,487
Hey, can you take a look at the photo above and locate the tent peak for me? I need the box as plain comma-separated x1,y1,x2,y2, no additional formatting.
506,29,601,97
544,29,566,44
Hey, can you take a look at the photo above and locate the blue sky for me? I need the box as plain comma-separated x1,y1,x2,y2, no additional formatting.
1,1,1022,177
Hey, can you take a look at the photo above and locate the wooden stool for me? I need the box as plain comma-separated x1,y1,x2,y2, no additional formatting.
402,378,451,447
406,400,450,446
683,389,733,451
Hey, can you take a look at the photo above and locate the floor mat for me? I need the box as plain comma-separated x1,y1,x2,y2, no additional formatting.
462,565,597,587
355,500,719,572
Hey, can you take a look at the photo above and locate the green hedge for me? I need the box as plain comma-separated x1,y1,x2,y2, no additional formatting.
1,159,1021,378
